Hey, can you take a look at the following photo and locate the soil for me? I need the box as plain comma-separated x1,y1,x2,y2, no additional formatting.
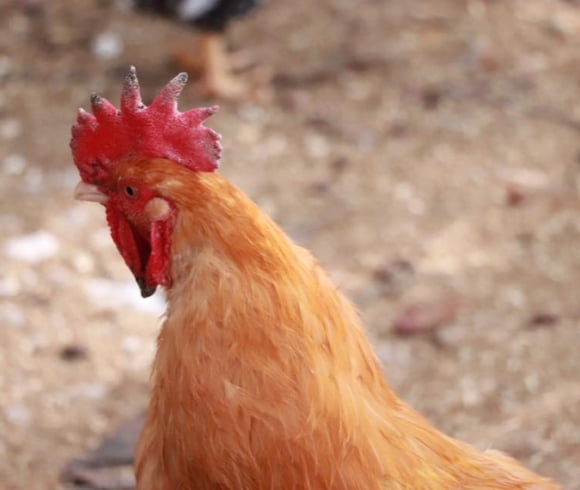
1,0,579,488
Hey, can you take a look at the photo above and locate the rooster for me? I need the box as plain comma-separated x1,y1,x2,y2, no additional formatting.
71,67,560,489
132,0,263,100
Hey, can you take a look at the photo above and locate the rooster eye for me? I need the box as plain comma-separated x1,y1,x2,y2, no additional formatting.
125,186,136,197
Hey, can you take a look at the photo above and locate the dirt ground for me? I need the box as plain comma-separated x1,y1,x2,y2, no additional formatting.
1,0,580,488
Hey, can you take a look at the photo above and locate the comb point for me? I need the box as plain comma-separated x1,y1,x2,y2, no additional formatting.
76,108,94,123
151,71,189,112
175,72,188,85
90,93,104,110
125,65,137,85
184,105,219,125
121,66,142,112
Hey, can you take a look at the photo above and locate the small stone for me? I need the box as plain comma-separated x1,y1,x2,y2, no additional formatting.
330,156,349,174
372,259,414,284
421,87,444,110
506,184,526,206
528,312,560,328
59,344,89,362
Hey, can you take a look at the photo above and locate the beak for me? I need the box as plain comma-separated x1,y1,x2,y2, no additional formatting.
74,181,109,204
136,276,157,298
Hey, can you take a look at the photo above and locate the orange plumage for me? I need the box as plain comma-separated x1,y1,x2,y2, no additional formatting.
113,160,559,489
72,71,560,490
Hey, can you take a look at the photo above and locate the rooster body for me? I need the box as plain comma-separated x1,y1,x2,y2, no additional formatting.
133,0,259,32
72,70,560,490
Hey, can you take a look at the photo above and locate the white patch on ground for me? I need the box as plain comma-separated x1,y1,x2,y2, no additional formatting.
84,278,166,316
0,276,20,297
3,405,32,425
0,118,21,140
91,31,124,60
121,335,143,354
0,304,26,326
51,168,80,190
63,383,108,401
4,231,60,263
2,154,27,175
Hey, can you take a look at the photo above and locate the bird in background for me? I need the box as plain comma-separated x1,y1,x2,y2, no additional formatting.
132,0,266,100
71,67,560,489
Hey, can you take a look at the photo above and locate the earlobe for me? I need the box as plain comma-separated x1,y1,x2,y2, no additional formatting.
146,210,175,289
145,197,171,221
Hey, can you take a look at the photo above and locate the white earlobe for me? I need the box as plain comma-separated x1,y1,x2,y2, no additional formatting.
145,197,171,221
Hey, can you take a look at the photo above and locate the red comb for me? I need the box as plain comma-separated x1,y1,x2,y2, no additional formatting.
71,66,221,185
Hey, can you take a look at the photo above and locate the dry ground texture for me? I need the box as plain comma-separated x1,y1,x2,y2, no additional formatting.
1,0,580,488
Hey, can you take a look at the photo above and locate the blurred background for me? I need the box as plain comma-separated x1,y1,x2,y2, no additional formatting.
1,0,580,488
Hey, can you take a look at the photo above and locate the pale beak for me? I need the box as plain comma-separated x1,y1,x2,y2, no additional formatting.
74,181,109,204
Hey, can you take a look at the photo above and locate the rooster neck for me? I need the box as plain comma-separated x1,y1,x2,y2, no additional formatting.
162,173,303,304
157,174,314,380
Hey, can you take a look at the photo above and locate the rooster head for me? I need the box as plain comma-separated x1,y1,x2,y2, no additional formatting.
70,67,222,297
